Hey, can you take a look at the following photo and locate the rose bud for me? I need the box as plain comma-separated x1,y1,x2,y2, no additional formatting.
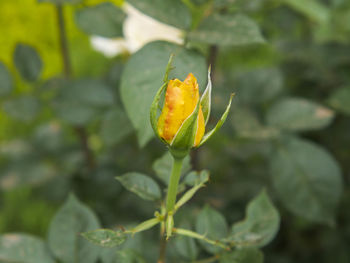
150,55,234,159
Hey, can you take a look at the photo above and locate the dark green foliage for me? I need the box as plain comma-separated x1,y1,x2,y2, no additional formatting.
196,205,228,253
47,194,101,263
270,136,342,225
0,234,55,263
127,0,191,29
75,3,126,38
3,95,40,122
13,43,42,81
228,191,280,248
220,248,263,263
1,0,349,262
116,173,162,201
188,13,265,45
0,62,12,96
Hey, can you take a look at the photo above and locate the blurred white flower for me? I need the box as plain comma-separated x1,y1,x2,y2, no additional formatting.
90,3,184,57
90,38,128,58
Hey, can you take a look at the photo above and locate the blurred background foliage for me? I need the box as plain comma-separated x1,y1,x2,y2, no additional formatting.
0,0,350,262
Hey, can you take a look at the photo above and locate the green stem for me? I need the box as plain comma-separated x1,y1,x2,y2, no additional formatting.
166,157,184,213
56,4,72,78
157,157,183,261
157,231,167,263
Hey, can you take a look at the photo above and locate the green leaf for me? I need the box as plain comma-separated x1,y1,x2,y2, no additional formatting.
231,108,280,140
0,234,55,263
116,172,161,201
116,249,147,263
234,68,284,105
174,221,199,260
82,229,126,248
33,122,64,152
188,14,265,46
100,248,118,263
195,205,228,254
199,93,234,146
54,79,114,125
100,106,133,146
283,0,330,24
152,152,191,185
75,3,126,38
270,136,343,225
0,161,57,190
183,170,210,186
127,0,191,29
328,86,350,115
47,194,101,263
54,102,96,125
67,79,114,107
13,43,42,81
3,96,40,122
266,98,334,132
227,190,280,248
0,62,12,96
220,248,264,263
120,41,206,147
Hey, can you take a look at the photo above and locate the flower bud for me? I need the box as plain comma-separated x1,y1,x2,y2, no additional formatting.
150,55,234,159
157,73,205,147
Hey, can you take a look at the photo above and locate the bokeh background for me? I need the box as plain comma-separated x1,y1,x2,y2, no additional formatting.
1,0,350,262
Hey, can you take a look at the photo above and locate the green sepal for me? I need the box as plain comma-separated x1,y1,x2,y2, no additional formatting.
200,66,212,125
163,54,175,83
150,82,168,142
170,100,200,159
198,93,234,147
150,54,175,142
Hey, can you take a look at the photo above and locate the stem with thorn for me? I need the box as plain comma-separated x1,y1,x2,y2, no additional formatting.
157,157,184,262
55,4,95,170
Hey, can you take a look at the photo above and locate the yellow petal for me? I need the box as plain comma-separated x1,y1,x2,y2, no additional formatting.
157,73,205,146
